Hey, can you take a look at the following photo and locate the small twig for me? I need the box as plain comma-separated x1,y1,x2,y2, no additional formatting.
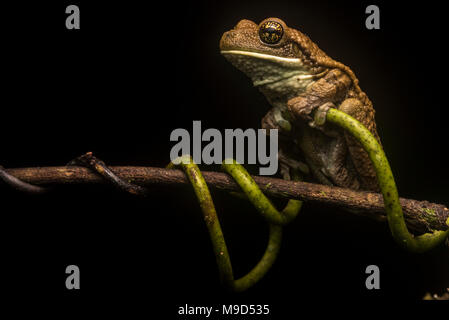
67,152,149,196
0,165,47,194
2,165,448,234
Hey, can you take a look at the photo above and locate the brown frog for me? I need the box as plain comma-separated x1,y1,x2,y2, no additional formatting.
220,17,381,191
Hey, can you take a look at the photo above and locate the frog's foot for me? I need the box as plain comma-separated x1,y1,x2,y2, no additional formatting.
311,102,333,127
287,96,315,123
67,152,149,196
287,95,335,126
278,152,309,181
0,165,47,194
279,162,291,181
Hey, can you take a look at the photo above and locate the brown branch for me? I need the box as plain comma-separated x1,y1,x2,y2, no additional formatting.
2,166,448,234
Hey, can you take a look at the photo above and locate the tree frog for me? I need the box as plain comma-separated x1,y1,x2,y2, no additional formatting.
220,17,381,191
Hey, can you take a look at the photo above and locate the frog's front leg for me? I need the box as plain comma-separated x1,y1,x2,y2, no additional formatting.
287,68,351,125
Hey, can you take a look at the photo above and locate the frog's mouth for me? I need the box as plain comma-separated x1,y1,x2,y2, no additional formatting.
221,50,326,86
221,50,302,65
221,50,303,67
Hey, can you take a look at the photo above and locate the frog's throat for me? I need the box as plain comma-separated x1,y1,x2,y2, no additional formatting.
253,71,320,87
221,50,327,87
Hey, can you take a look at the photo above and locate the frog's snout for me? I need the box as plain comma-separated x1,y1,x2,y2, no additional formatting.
219,31,234,51
220,19,257,52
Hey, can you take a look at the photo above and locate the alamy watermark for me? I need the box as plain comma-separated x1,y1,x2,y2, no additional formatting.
365,264,380,290
65,264,80,290
170,121,278,175
365,5,380,30
65,5,80,30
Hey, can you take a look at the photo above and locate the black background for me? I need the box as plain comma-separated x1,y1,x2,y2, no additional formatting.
1,0,448,316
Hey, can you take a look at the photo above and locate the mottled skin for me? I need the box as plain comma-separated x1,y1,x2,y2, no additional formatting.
220,18,381,191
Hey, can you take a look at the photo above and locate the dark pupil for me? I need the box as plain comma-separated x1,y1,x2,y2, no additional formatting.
259,21,283,44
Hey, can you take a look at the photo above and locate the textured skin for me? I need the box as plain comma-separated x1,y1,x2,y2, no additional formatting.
220,18,381,191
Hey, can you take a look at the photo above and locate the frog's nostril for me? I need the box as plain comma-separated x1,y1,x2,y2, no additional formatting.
220,31,236,50
235,19,257,30
222,31,235,41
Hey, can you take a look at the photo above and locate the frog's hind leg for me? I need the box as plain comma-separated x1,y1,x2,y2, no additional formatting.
321,133,361,190
338,98,380,191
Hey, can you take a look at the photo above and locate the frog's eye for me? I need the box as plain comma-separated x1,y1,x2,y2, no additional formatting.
259,21,284,45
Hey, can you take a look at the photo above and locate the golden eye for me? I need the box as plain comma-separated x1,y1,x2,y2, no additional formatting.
259,21,284,44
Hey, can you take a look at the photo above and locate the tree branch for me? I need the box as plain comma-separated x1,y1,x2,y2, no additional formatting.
2,166,448,234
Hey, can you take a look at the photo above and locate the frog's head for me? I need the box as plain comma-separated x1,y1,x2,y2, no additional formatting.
220,18,329,93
